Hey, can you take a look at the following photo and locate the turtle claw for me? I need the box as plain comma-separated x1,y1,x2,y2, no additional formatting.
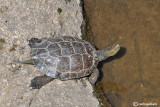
29,85,42,90
30,83,42,90
30,78,43,89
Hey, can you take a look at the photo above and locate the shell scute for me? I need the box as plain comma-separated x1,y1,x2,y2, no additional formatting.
69,73,78,79
59,73,70,80
48,43,62,57
57,57,70,72
38,53,48,62
62,48,74,56
49,50,62,57
70,54,83,72
77,72,84,77
37,49,47,55
33,58,42,69
45,56,57,67
46,68,57,78
84,43,95,55
39,65,47,73
74,37,85,43
31,48,37,57
47,36,63,42
59,42,72,48
48,43,60,51
63,36,76,41
37,41,50,48
72,42,86,54
83,54,93,69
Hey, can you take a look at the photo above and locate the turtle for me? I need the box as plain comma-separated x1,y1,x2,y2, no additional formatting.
17,36,120,89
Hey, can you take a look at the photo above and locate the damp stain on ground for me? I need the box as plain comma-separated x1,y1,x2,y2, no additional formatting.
0,38,6,50
83,0,160,106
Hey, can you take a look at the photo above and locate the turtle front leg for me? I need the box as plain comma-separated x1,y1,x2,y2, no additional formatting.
30,75,54,89
89,68,99,84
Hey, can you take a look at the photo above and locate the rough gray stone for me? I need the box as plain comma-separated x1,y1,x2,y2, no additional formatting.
30,79,98,107
0,0,99,107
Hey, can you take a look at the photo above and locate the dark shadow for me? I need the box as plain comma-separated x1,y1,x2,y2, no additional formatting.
97,47,127,82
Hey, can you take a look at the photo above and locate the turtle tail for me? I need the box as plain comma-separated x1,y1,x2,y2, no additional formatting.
12,59,34,65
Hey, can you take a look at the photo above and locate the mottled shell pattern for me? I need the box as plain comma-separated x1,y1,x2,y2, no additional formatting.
30,36,99,80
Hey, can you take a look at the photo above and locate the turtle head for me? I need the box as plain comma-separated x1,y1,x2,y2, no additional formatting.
97,43,120,61
105,43,120,57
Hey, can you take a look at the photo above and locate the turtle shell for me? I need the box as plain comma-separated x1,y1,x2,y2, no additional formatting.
30,36,99,80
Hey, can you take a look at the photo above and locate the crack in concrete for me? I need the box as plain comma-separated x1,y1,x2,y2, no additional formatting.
28,90,39,107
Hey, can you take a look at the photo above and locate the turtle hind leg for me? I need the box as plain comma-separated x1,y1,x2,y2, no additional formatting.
89,68,99,84
30,75,54,89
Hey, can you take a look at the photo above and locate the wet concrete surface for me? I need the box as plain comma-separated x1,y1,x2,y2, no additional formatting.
83,0,160,107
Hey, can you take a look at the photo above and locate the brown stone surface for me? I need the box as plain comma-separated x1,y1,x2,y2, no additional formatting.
29,79,98,107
